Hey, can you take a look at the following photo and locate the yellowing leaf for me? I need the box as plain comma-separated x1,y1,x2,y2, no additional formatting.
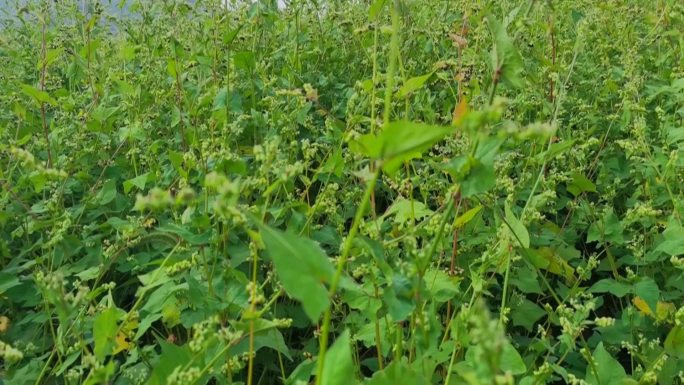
113,333,132,355
0,316,9,333
656,301,675,321
531,247,575,283
453,205,482,228
122,316,139,333
114,314,137,355
632,296,654,316
452,99,468,125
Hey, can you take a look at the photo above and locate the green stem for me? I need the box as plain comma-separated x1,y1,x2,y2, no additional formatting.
499,246,512,323
419,194,456,276
373,282,384,370
443,338,459,385
246,246,259,385
370,24,379,134
382,0,400,125
488,73,499,106
315,166,380,385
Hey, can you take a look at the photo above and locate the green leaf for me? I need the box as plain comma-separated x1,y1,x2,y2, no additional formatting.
383,198,433,225
656,222,684,256
213,87,229,110
424,269,460,303
510,266,543,294
257,328,293,360
123,173,149,194
93,307,118,361
454,205,483,228
383,285,415,322
168,150,187,178
3,360,42,384
258,224,335,322
230,320,293,360
287,360,317,385
223,23,244,44
351,120,458,176
366,360,430,385
87,105,119,132
321,330,357,385
369,0,387,21
356,318,389,353
20,84,57,106
37,48,64,70
589,279,632,297
657,356,679,385
166,60,178,78
320,148,344,177
156,223,211,245
147,341,192,385
29,172,48,193
441,137,502,198
591,278,659,314
587,210,624,245
567,172,597,196
170,105,181,128
634,278,659,315
585,342,627,385
665,325,684,358
212,87,234,111
0,272,21,295
511,299,546,331
107,217,134,232
234,51,256,71
500,341,526,375
667,127,684,145
97,179,118,205
141,281,187,314
537,139,577,161
396,72,433,98
213,87,242,114
76,266,100,281
118,123,145,142
486,14,523,89
505,204,530,248
466,166,496,199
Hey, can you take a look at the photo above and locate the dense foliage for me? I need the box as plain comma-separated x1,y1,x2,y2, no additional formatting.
2,0,684,384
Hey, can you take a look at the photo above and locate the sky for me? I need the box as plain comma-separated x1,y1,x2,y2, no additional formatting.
0,1,288,20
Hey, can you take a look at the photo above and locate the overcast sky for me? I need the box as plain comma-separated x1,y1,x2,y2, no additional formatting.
0,1,289,19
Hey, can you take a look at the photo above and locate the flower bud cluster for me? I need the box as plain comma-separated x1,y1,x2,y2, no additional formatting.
0,340,23,364
167,366,200,385
134,187,196,211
